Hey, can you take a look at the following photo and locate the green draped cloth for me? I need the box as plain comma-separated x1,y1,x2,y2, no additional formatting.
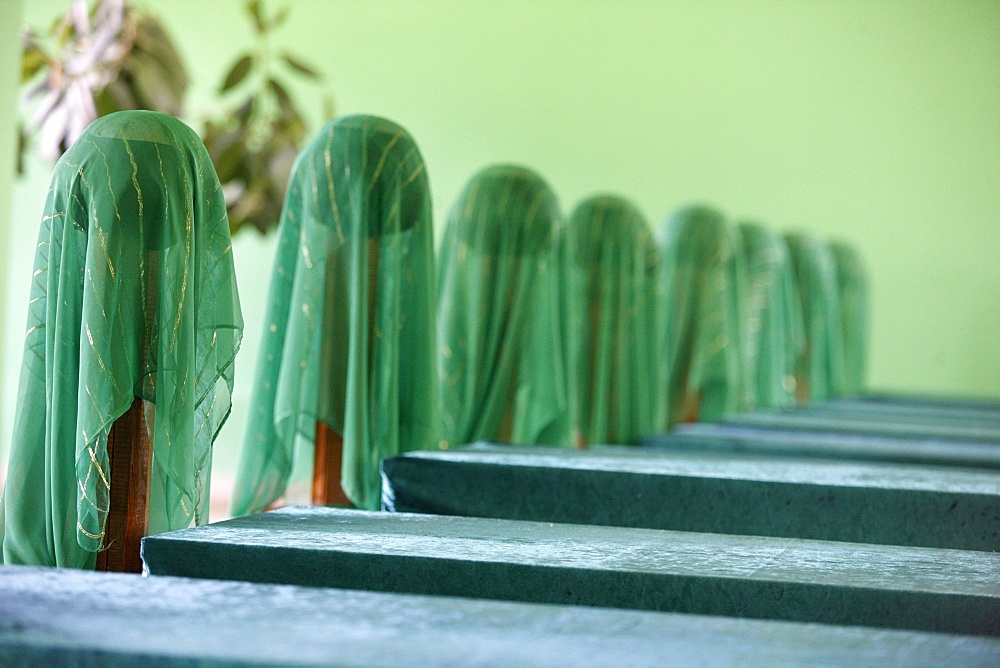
784,232,847,402
231,115,436,514
0,111,243,568
738,222,805,408
563,195,664,444
830,242,869,396
438,165,570,447
659,205,749,425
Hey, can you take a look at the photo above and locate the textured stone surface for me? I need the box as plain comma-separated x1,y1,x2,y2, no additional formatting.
4,565,999,666
721,409,1000,442
855,393,1000,413
382,445,1000,551
810,399,1000,426
644,423,1000,470
141,507,1000,636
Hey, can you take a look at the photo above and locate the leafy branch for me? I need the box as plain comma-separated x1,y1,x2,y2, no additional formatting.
202,0,334,235
18,0,332,236
18,0,187,170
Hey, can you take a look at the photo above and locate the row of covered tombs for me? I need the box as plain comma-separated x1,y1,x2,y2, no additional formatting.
0,109,868,570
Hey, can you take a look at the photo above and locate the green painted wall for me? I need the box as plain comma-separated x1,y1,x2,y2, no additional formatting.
2,0,998,500
163,0,1000,399
0,0,25,477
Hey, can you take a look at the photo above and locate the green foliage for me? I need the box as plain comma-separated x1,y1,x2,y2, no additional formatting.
18,0,332,236
18,0,188,169
94,13,189,116
202,0,334,235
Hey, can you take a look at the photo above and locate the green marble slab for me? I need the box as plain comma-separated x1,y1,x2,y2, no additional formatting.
779,404,1000,429
382,444,999,551
643,423,1000,470
141,507,1000,636
859,392,1000,412
3,565,999,666
721,409,1000,443
820,398,1000,424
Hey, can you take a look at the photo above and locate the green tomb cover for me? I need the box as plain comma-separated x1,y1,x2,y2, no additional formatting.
830,242,869,396
858,392,1000,412
231,115,436,514
562,195,665,444
142,506,1000,636
659,205,749,425
437,165,570,447
0,111,243,568
721,409,1000,443
819,398,1000,425
6,565,1000,666
738,222,805,408
652,422,1000,470
784,232,847,402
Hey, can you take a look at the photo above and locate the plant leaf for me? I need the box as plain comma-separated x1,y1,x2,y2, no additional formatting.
128,51,184,113
51,15,72,47
267,77,294,112
221,54,253,92
246,0,265,33
281,52,320,80
93,79,132,117
235,96,255,122
21,48,49,83
17,126,28,175
214,135,248,183
133,14,189,97
270,6,290,30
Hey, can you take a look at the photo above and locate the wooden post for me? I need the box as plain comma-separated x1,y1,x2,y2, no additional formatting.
681,390,701,424
497,257,521,444
95,396,151,573
311,242,380,507
312,422,350,506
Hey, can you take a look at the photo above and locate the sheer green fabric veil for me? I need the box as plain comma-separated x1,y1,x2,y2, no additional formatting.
231,115,436,514
658,205,748,425
830,242,869,396
738,222,805,408
564,195,664,444
0,111,242,568
784,232,847,402
437,165,570,447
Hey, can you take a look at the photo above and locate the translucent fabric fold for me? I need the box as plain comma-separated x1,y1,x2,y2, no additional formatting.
830,242,869,396
563,195,665,444
738,222,805,408
437,165,570,447
0,111,243,568
231,115,436,514
658,205,749,425
784,232,847,402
